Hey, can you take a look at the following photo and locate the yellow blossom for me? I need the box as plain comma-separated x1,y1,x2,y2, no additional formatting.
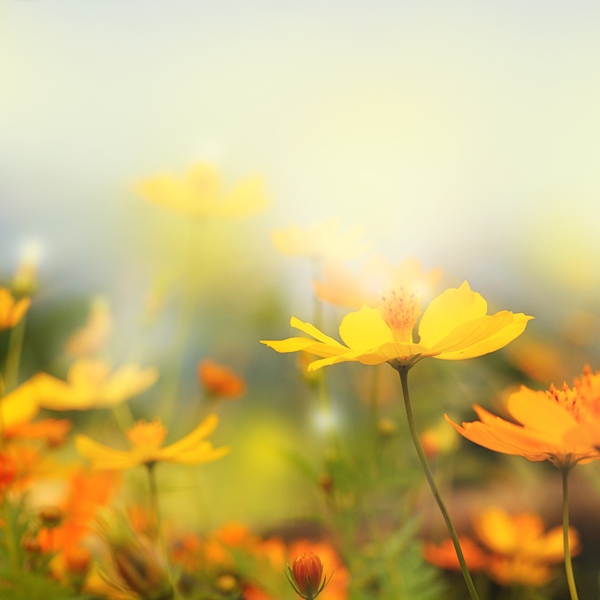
65,297,113,357
262,281,532,371
271,221,368,262
30,359,158,411
446,367,600,468
134,162,268,219
0,288,30,329
75,414,230,470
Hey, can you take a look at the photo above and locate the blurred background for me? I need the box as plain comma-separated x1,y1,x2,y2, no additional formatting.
2,0,600,534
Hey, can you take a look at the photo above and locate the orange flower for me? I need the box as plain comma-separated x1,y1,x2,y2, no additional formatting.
446,367,600,468
422,536,488,572
0,287,30,329
198,359,246,399
314,256,441,309
76,414,230,470
134,162,268,219
4,418,72,448
473,507,579,587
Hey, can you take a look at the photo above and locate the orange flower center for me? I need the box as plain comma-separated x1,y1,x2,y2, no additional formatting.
544,366,600,423
126,419,167,449
379,287,422,343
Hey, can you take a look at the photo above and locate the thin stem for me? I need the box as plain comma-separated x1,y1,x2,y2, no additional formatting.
5,317,26,393
396,366,480,600
561,467,579,600
146,463,161,542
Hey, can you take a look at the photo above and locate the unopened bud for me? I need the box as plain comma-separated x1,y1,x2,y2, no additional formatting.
287,552,331,600
39,506,63,528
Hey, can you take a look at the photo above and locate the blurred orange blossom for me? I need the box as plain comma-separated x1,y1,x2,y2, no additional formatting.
198,359,246,399
134,161,268,219
262,281,532,371
446,367,600,468
313,255,441,309
75,413,229,470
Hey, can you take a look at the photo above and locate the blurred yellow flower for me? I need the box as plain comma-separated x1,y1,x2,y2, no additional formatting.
262,281,532,371
65,297,113,357
31,359,158,411
0,287,30,329
134,162,268,218
75,413,230,470
473,507,579,587
0,378,40,430
313,255,441,309
446,367,600,468
272,221,368,262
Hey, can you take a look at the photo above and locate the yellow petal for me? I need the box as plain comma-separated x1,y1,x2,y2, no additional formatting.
160,413,219,457
0,379,40,428
430,312,532,360
418,282,487,347
290,317,345,348
507,387,577,434
75,435,138,470
338,306,393,350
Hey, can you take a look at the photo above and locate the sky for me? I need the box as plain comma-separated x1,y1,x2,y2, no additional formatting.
2,1,600,306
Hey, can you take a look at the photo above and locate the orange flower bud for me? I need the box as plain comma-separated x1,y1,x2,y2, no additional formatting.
290,552,325,599
39,506,64,528
197,359,246,399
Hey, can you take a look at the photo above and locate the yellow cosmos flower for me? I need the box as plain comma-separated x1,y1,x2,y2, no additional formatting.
446,367,600,468
134,162,268,219
272,220,368,262
75,414,230,470
261,281,532,371
472,507,579,587
313,255,441,309
31,359,159,411
0,288,30,329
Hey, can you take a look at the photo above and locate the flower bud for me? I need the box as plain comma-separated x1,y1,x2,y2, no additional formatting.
287,552,328,599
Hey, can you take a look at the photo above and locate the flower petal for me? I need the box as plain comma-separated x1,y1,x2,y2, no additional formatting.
338,306,393,350
75,435,138,470
418,282,487,347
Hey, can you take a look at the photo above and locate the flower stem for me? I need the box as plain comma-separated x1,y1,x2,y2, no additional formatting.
146,463,161,542
396,366,480,600
561,467,579,600
4,316,26,393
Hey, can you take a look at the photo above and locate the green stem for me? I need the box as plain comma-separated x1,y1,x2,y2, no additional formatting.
5,317,26,393
396,366,480,600
146,463,161,542
561,467,579,600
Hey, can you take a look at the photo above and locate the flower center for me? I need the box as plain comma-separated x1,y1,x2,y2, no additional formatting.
547,382,588,422
379,287,422,343
127,419,167,449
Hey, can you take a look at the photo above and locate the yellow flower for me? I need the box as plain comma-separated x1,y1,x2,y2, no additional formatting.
473,507,579,587
75,414,230,470
65,297,113,357
261,281,532,371
313,255,441,309
271,221,368,262
0,288,30,329
31,359,159,410
446,367,600,468
134,162,268,218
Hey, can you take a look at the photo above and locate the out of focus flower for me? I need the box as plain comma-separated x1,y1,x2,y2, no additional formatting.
0,287,30,329
420,418,459,458
4,418,72,448
76,413,229,470
474,507,578,587
272,221,368,262
0,452,17,491
505,336,567,384
424,508,578,588
446,367,600,468
262,282,532,371
31,359,158,410
422,537,488,572
135,161,268,219
12,239,43,296
65,297,113,357
198,359,246,399
314,256,441,309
